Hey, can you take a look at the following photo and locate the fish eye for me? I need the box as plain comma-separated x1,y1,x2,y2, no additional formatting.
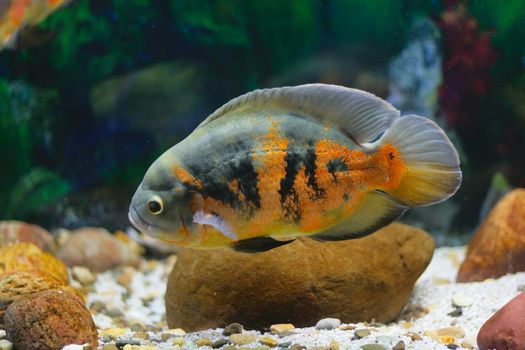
147,195,164,215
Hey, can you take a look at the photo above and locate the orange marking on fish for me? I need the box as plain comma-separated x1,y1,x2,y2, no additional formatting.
171,164,202,188
246,119,289,236
9,0,28,26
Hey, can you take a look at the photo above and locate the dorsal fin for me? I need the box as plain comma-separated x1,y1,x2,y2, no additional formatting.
196,84,400,144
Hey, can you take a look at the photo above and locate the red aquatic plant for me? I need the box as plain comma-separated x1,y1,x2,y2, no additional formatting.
437,1,498,133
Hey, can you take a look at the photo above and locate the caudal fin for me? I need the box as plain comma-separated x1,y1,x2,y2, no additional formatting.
378,115,462,207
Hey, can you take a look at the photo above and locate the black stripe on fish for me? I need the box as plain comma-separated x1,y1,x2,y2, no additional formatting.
304,148,326,200
279,151,301,222
326,157,348,183
229,157,261,209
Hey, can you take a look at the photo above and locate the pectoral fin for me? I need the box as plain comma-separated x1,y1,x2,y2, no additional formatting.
231,236,295,253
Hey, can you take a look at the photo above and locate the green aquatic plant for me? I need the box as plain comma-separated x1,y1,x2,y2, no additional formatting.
0,79,70,221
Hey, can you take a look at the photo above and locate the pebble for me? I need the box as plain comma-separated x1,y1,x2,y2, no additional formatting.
230,333,257,345
354,329,371,339
259,336,278,347
62,345,92,350
72,266,96,285
100,328,127,340
116,340,141,348
360,344,386,350
213,338,230,348
0,330,4,339
195,338,213,347
289,344,306,350
339,325,356,331
376,336,396,345
277,341,292,347
517,284,525,292
167,328,186,336
122,345,156,350
117,267,135,289
446,344,459,350
452,293,473,307
130,323,146,332
223,323,243,336
392,340,405,350
133,332,150,340
315,318,341,330
460,340,474,349
404,332,422,341
438,336,456,344
436,326,465,339
0,340,12,350
102,345,119,350
270,323,295,335
329,340,340,350
172,338,185,347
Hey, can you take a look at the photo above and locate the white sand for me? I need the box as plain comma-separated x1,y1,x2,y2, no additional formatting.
88,247,525,350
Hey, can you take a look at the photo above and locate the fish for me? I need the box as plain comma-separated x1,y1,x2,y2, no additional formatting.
129,84,462,253
0,0,70,51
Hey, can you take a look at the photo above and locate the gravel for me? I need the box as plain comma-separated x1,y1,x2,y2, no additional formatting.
43,246,524,349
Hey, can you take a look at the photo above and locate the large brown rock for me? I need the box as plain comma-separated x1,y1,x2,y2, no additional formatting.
57,227,141,272
0,270,82,328
4,290,98,350
477,291,525,350
457,189,525,282
0,242,69,284
0,220,56,252
166,223,434,331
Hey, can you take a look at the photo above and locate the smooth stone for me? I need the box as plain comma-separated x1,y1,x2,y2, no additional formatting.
277,341,292,347
329,340,339,350
436,326,465,339
102,345,119,350
57,227,140,272
392,340,405,350
289,345,306,350
458,189,525,282
223,323,243,336
72,266,96,285
195,338,213,347
213,339,230,348
354,329,371,339
259,336,278,347
477,291,525,350
0,221,56,252
172,337,185,347
166,223,433,330
229,334,257,345
315,318,341,330
376,336,396,345
0,339,12,350
451,293,473,307
270,324,295,335
360,345,386,350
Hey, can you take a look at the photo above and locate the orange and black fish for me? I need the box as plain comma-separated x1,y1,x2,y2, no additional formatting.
129,84,461,252
0,0,70,51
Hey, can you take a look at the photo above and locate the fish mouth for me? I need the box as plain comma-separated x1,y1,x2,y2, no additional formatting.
128,206,187,244
128,206,150,233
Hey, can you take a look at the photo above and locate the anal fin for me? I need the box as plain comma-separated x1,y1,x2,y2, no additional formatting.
312,190,408,242
231,236,295,253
